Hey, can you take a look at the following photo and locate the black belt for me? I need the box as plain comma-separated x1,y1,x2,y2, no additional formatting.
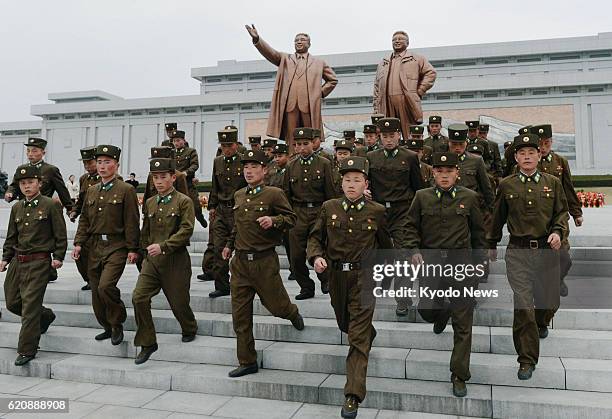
509,236,549,249
378,200,410,208
292,201,323,208
16,252,50,263
331,261,361,272
235,248,276,261
93,234,123,242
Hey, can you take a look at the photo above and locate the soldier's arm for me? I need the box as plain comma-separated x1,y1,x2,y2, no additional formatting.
282,162,292,200
140,201,151,250
225,191,239,250
123,186,141,252
560,158,582,218
74,188,91,246
322,160,337,201
6,173,22,201
375,208,394,250
492,145,503,178
417,57,437,97
321,61,338,98
176,173,189,196
143,175,154,204
208,160,219,210
551,178,570,241
408,152,425,191
160,197,195,255
468,194,486,250
2,208,18,262
404,193,422,251
306,205,327,265
487,184,508,248
476,158,495,209
271,189,296,231
50,166,73,211
73,177,86,217
50,200,68,261
186,149,199,177
253,36,282,66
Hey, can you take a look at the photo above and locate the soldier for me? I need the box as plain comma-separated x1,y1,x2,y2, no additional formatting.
164,122,178,142
313,129,334,161
423,115,448,160
367,117,424,315
307,156,393,419
5,137,73,283
72,145,140,345
284,127,336,300
1,165,67,366
207,128,248,298
332,139,355,197
465,121,492,168
406,151,486,398
262,138,278,184
363,124,380,152
132,158,198,364
503,125,531,178
248,135,262,151
222,150,304,377
343,130,367,157
448,124,494,283
405,139,434,186
478,124,503,185
531,124,583,297
172,130,207,229
488,133,567,380
501,140,514,177
143,147,189,203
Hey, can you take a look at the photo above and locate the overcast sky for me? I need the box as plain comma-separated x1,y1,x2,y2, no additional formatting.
1,0,610,122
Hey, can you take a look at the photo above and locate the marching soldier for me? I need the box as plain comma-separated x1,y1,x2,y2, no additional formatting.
332,139,355,197
1,165,67,366
405,138,434,186
503,125,530,177
532,124,583,297
248,135,262,151
363,124,380,152
344,130,367,157
173,130,207,229
72,145,140,345
207,128,248,297
488,133,568,380
501,140,514,177
284,127,336,300
307,156,393,419
223,150,304,378
164,122,177,143
423,115,448,163
143,147,189,203
465,121,493,173
367,117,424,315
406,151,486,398
132,157,198,364
478,124,503,185
313,129,333,161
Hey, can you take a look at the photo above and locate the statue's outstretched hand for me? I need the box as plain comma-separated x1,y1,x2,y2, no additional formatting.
245,24,259,41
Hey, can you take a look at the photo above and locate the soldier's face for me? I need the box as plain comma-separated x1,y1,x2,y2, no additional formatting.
274,153,289,167
243,162,266,185
429,124,441,135
19,178,42,199
467,129,478,139
364,133,378,146
295,140,314,157
478,131,488,139
294,34,310,54
26,146,45,163
250,143,261,151
152,172,176,195
380,132,400,150
342,172,368,201
392,33,408,52
433,167,458,189
539,138,553,156
449,141,467,155
515,147,541,173
335,149,351,161
312,138,321,150
165,129,174,139
173,138,186,149
96,157,118,179
83,159,97,175
220,143,238,157
262,147,274,157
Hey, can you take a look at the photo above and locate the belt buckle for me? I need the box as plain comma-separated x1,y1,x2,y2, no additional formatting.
385,202,391,208
306,203,314,208
101,234,108,241
529,240,539,249
247,253,254,261
341,262,351,271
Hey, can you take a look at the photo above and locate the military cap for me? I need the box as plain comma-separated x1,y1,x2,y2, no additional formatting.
371,114,385,124
468,143,485,155
363,124,377,134
218,129,238,143
355,137,364,145
165,122,177,131
272,143,289,154
95,144,121,160
447,123,469,141
24,137,47,149
334,139,354,151
150,146,175,159
14,165,42,181
79,146,96,161
224,125,238,130
161,139,173,147
248,135,262,145
293,127,315,140
503,140,513,149
530,124,552,139
478,124,490,132
343,130,356,139
171,130,185,139
377,117,401,133
428,115,442,124
513,133,540,151
406,139,424,150
149,157,175,173
241,149,267,165
313,129,321,138
262,138,278,148
432,152,459,167
339,156,369,175
465,120,480,130
518,125,532,135
409,125,424,135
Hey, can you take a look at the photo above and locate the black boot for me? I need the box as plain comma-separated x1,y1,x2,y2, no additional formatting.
95,330,112,341
15,354,35,366
111,327,124,345
135,344,158,365
228,363,258,378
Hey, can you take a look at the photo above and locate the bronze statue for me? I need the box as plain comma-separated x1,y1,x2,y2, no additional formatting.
245,24,338,151
373,31,436,140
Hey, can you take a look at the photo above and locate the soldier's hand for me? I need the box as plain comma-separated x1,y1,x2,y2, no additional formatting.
69,211,77,222
364,189,372,201
574,216,584,227
314,257,327,273
257,216,273,230
245,24,259,41
4,192,13,202
488,248,498,262
548,233,561,250
127,252,140,264
71,246,82,260
209,209,216,221
222,247,232,260
51,259,63,269
411,253,424,265
0,261,7,272
146,244,162,257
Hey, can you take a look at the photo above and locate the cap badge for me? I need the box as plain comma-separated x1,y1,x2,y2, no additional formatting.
102,147,108,152
347,159,354,166
154,161,160,167
454,132,459,137
248,151,253,156
299,130,304,135
539,128,544,134
20,169,26,174
384,122,389,127
441,155,447,162
29,139,34,143
523,136,529,142
222,134,227,139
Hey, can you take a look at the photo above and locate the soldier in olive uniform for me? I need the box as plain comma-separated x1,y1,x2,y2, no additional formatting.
332,140,354,197
313,129,334,161
262,138,278,184
72,145,140,345
223,150,304,378
363,124,380,152
1,165,67,366
488,133,568,380
501,140,514,177
478,124,503,186
143,147,189,203
343,130,367,157
367,117,424,315
307,156,393,419
423,115,448,164
132,158,198,364
531,124,583,297
248,135,262,151
405,139,434,186
465,121,492,168
164,122,177,142
406,152,486,398
284,127,336,300
207,129,248,297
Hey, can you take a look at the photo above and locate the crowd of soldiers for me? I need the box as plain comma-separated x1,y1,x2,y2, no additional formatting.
1,114,583,419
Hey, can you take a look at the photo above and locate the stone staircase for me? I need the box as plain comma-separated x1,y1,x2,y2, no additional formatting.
1,231,612,418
